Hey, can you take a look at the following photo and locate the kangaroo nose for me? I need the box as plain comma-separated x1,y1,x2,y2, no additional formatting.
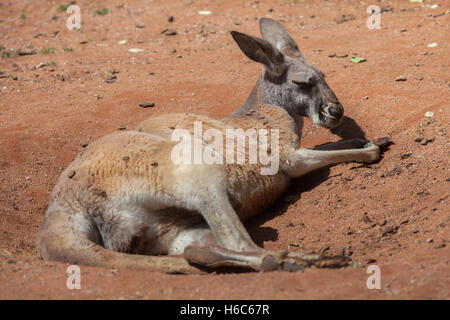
328,103,343,120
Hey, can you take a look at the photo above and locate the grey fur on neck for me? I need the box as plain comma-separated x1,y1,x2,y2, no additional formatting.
227,75,296,120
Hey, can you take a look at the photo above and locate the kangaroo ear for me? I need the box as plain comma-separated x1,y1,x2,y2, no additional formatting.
231,31,286,76
259,18,303,59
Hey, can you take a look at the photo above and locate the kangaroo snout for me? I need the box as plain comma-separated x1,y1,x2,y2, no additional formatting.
320,102,344,129
327,103,344,120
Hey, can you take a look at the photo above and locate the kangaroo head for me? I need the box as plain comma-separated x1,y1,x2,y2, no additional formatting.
231,18,343,129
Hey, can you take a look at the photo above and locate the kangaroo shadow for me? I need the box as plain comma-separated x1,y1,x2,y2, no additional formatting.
247,115,368,247
248,168,330,247
331,116,367,140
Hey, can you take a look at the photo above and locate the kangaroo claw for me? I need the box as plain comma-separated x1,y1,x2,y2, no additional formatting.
311,255,351,268
370,137,394,151
285,252,351,269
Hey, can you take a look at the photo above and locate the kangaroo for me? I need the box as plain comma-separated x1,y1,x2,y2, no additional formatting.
37,18,387,274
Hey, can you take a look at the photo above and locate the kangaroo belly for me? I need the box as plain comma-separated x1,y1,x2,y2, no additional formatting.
226,165,290,222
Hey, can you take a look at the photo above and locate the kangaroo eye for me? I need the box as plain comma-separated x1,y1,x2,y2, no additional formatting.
292,80,313,90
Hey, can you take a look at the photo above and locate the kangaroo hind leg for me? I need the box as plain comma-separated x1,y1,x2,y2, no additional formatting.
36,203,200,274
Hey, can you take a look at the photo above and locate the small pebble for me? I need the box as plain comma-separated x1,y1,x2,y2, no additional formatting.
401,151,413,159
161,29,177,36
328,53,348,58
168,16,174,22
122,156,130,161
382,226,397,237
362,213,372,224
33,62,47,70
139,102,155,108
128,48,144,53
105,75,117,83
424,111,434,118
395,75,407,82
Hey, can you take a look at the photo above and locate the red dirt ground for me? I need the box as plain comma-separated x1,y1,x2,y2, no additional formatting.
0,0,448,299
